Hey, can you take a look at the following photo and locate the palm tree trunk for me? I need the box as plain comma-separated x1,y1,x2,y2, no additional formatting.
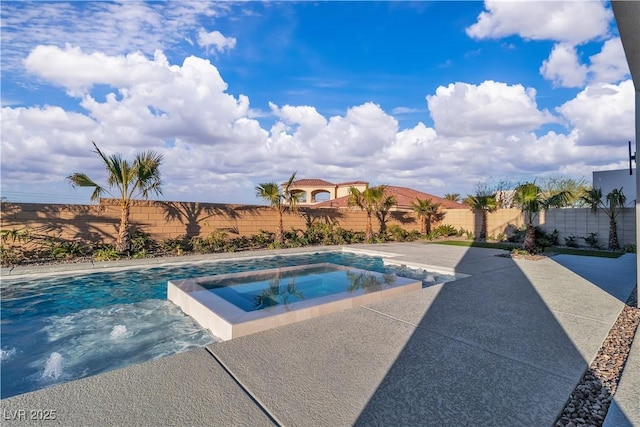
523,224,536,253
276,210,284,244
365,212,373,241
421,218,427,235
608,217,620,250
116,204,130,254
480,212,488,240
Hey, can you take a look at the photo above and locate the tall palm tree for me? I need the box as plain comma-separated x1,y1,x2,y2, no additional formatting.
513,182,571,253
411,198,445,235
348,185,394,241
464,193,498,240
68,142,163,253
581,187,626,250
255,172,299,245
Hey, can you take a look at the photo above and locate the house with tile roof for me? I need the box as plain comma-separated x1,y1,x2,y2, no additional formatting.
288,178,466,210
288,179,368,205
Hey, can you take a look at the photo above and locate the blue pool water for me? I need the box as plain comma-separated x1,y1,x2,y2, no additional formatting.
1,251,455,398
203,264,404,312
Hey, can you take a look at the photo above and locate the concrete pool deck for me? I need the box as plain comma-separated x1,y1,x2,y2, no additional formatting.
1,243,637,426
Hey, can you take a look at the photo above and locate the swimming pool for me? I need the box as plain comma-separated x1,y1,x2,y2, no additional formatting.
0,251,458,398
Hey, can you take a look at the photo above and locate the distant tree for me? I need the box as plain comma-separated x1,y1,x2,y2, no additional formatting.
581,187,627,250
472,178,521,208
444,193,461,203
411,198,445,235
513,182,572,253
348,185,395,241
68,142,163,253
539,176,590,207
255,172,300,245
464,193,498,240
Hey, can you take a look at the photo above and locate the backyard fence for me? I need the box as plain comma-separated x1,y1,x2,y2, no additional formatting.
0,199,636,249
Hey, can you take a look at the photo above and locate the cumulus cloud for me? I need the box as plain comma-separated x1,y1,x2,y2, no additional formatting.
426,81,555,137
556,80,635,146
589,37,631,84
540,43,588,88
466,0,611,44
24,45,253,147
1,106,100,179
267,102,398,164
197,29,237,53
3,40,635,204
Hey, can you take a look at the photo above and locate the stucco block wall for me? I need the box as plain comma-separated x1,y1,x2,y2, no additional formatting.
1,200,635,249
543,208,636,247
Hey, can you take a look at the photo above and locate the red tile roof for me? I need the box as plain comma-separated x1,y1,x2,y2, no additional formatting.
291,179,335,187
336,181,368,186
313,185,466,210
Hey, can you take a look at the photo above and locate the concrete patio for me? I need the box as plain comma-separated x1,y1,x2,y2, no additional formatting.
1,243,637,426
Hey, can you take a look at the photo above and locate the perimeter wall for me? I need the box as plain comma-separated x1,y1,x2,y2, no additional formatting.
0,199,635,248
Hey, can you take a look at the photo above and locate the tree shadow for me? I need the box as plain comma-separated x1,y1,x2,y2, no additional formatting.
158,201,259,237
390,210,416,225
298,207,344,228
1,202,119,244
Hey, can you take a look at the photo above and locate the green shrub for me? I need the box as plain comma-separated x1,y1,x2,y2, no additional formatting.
130,232,157,256
564,235,580,248
250,231,275,249
582,232,602,250
0,245,25,267
47,240,88,260
387,225,410,242
623,243,636,253
93,245,121,261
434,224,458,237
191,230,228,254
160,235,192,255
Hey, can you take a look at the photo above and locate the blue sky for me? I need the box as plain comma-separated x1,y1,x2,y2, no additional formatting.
1,1,634,205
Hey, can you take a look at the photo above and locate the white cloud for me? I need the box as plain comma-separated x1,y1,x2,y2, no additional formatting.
24,45,252,148
540,43,588,88
556,79,635,146
267,102,398,164
3,39,635,204
467,0,611,44
2,1,223,73
426,81,555,137
588,37,630,84
197,29,237,53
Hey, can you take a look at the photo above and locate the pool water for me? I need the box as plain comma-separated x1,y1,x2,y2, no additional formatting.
0,251,456,398
203,264,401,312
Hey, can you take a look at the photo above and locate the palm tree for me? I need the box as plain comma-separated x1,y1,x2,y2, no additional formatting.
581,187,626,250
68,142,163,253
464,193,498,240
255,172,300,245
444,193,461,203
348,185,395,241
513,182,571,253
374,192,397,235
411,198,445,235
